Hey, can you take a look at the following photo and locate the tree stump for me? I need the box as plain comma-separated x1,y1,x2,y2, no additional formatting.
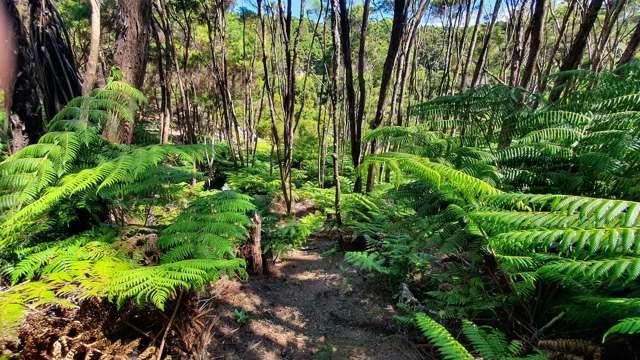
250,212,263,275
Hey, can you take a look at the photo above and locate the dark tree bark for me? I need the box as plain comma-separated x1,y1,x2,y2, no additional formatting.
471,0,503,88
30,0,82,121
521,0,546,88
591,0,626,71
113,0,152,90
337,0,365,192
353,0,371,192
617,18,640,66
538,0,576,92
366,0,409,192
2,0,42,145
549,0,605,101
460,0,484,90
113,0,152,143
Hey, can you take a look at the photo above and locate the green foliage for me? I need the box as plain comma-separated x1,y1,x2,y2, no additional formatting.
344,252,389,274
233,308,250,324
415,313,546,360
264,212,325,257
0,191,253,331
358,152,501,201
604,317,640,340
158,191,256,262
355,64,640,346
414,313,474,360
48,81,146,133
0,144,205,248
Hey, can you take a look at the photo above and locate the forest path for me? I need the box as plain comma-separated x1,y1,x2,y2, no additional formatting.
207,238,425,360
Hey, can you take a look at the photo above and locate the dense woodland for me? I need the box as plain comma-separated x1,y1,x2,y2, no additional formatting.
1,0,640,358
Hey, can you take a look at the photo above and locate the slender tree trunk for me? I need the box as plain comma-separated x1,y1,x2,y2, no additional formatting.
538,0,576,92
451,0,473,91
82,0,100,95
471,0,503,88
591,0,626,71
366,0,408,192
329,0,342,229
152,19,171,144
549,0,605,101
521,0,546,88
507,0,527,87
618,18,640,66
460,0,483,91
396,0,429,126
337,0,365,192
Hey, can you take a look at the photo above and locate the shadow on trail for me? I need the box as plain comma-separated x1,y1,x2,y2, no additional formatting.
205,240,426,360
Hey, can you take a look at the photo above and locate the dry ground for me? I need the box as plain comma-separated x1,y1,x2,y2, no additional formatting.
206,239,426,360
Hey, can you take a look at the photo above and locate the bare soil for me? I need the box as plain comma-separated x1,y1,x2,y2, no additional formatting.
206,238,425,360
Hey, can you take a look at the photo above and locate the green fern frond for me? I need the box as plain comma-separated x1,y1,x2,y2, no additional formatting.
538,257,640,285
415,313,474,360
360,152,501,201
519,128,583,145
462,320,511,359
488,227,640,256
603,317,640,340
344,252,389,274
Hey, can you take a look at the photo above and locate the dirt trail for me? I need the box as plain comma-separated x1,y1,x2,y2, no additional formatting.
207,239,425,360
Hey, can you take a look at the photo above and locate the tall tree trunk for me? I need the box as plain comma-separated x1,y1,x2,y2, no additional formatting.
537,0,576,92
507,0,527,87
396,0,429,126
471,0,503,88
337,0,366,192
329,0,342,229
591,0,626,71
460,0,483,91
618,18,640,66
151,6,172,144
82,0,101,95
521,0,546,88
549,0,605,101
365,0,408,192
451,0,473,91
113,0,151,143
280,0,305,214
113,0,151,89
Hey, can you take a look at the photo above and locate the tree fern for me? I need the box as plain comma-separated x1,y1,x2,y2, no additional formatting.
0,144,204,247
1,191,253,329
359,152,502,201
158,191,255,262
48,81,146,133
